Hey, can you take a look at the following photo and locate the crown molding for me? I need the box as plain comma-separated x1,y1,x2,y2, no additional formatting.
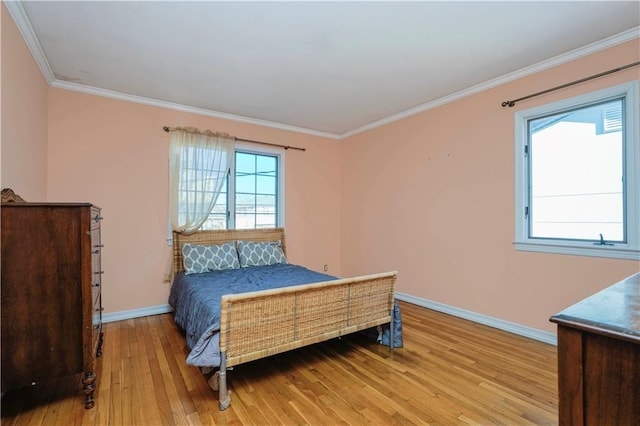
7,0,340,140
4,0,55,83
50,80,342,140
7,1,637,140
340,26,640,139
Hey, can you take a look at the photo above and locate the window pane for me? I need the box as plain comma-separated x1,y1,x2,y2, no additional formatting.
257,155,276,175
236,173,256,193
236,152,255,173
256,175,276,195
256,215,276,228
202,181,228,230
236,214,256,229
236,193,256,214
256,194,275,218
529,99,624,242
202,214,226,230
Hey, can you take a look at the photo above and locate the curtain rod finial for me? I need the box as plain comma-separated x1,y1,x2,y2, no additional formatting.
501,101,515,107
163,126,170,132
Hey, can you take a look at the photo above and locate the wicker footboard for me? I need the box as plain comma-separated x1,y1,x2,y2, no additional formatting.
216,270,397,410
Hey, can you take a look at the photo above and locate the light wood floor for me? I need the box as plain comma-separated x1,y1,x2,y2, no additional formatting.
1,301,558,425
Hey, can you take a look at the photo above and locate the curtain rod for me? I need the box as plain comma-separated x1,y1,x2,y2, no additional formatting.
162,126,306,152
501,61,640,108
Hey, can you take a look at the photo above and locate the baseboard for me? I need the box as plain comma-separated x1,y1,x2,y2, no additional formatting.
101,296,557,345
102,304,173,324
395,292,557,346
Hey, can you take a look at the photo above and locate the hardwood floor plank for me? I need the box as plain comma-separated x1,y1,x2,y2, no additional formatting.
146,316,193,424
105,323,122,426
233,366,303,424
118,322,136,426
2,301,558,425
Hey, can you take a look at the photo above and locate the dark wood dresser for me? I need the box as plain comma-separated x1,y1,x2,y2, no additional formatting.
1,203,104,409
550,272,639,425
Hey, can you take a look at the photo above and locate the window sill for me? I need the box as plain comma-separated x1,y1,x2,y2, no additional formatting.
514,241,640,261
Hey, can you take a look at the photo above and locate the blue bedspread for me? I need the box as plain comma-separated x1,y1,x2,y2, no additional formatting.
169,263,402,367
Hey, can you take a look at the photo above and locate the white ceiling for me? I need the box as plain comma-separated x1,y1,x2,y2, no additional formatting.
9,1,640,138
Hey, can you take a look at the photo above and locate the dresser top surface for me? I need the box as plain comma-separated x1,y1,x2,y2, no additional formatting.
551,273,640,343
1,202,98,208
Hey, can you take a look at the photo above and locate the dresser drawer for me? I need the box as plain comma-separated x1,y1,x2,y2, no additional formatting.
91,298,103,357
90,207,102,230
89,206,104,360
90,224,102,308
92,282,102,314
91,280,101,308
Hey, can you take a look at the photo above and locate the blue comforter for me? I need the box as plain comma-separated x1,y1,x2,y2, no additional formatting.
169,263,402,367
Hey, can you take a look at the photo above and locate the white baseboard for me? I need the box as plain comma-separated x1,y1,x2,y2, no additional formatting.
101,296,557,345
395,292,557,346
102,304,173,324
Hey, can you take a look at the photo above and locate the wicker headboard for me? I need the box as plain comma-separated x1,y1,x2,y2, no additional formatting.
172,228,287,274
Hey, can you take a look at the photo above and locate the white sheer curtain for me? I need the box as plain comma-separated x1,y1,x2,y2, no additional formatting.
168,127,235,234
165,127,234,282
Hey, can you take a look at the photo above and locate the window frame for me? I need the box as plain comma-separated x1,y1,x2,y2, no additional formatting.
225,144,285,230
514,80,639,260
168,143,285,244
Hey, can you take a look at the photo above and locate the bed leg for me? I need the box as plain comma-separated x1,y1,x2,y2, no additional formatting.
389,308,395,350
207,371,219,391
218,352,231,410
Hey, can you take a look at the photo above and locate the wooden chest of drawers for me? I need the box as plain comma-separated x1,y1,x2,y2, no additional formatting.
1,203,104,409
550,273,639,425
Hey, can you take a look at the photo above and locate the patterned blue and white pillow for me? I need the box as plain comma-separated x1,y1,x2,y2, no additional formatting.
237,240,287,268
182,242,240,274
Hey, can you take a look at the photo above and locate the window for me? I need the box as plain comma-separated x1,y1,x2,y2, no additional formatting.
514,81,639,260
200,148,283,230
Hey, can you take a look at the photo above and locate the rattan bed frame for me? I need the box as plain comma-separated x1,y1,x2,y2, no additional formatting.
172,228,397,410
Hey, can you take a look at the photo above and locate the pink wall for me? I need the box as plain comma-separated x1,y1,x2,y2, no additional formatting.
341,39,640,333
1,4,48,200
46,89,343,313
5,3,639,334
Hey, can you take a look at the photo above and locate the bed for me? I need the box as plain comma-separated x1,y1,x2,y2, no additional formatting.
168,228,399,410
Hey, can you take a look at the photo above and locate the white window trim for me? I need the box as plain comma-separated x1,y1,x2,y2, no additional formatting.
514,80,639,260
234,143,286,230
167,143,285,245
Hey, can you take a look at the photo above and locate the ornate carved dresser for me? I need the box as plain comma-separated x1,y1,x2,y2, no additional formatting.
1,197,104,409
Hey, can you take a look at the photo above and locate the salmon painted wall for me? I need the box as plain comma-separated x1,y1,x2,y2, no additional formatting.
341,39,640,334
6,1,639,334
46,89,342,313
1,4,48,200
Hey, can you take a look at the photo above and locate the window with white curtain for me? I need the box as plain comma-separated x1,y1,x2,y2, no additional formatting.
168,128,234,234
171,144,284,239
514,81,639,260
